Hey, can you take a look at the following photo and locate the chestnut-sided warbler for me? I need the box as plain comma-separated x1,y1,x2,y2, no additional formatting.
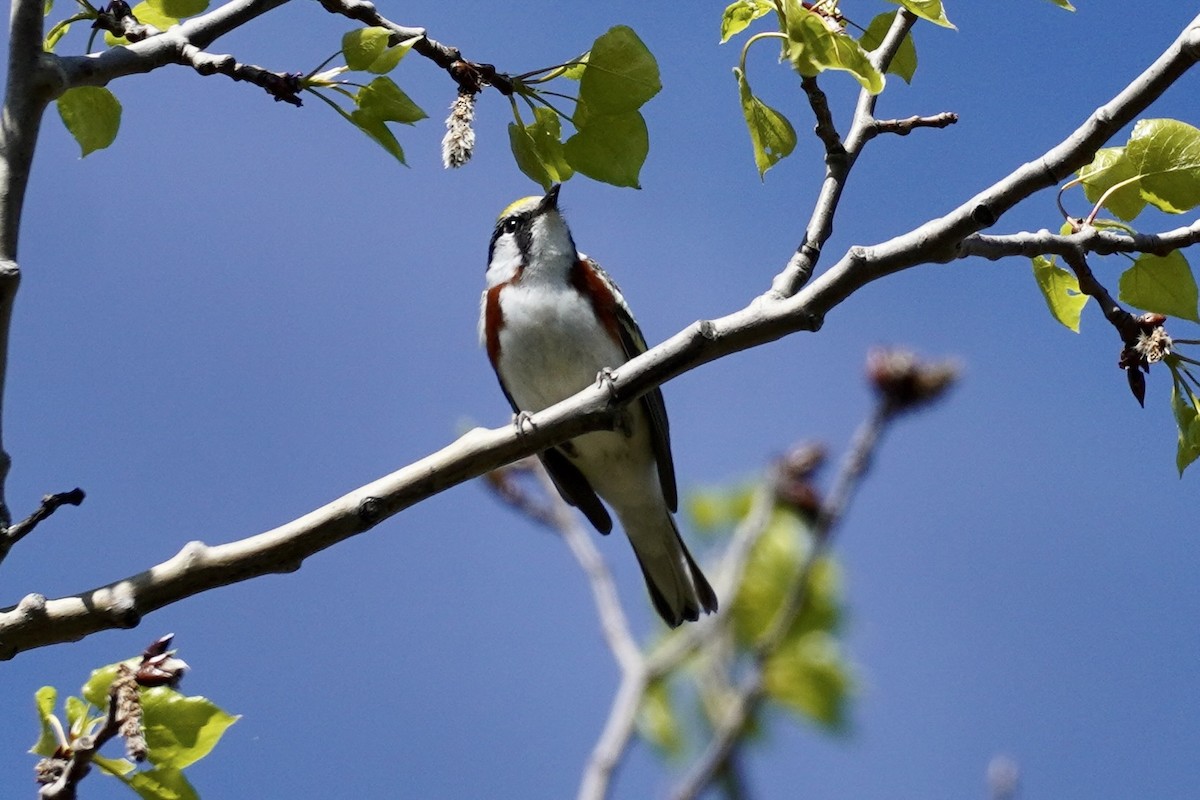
480,184,718,627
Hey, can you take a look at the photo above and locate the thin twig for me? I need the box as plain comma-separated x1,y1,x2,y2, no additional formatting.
0,488,85,566
869,111,959,136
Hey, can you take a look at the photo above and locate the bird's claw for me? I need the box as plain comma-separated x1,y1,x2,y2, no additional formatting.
512,410,536,436
596,368,634,438
595,367,619,400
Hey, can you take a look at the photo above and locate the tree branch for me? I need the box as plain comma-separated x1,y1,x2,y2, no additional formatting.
2,10,1197,666
960,219,1200,260
0,488,85,567
868,111,959,137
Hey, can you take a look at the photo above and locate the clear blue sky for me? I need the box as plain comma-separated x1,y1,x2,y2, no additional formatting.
2,2,1198,798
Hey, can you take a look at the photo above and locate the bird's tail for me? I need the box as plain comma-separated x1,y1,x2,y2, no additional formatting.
623,510,718,627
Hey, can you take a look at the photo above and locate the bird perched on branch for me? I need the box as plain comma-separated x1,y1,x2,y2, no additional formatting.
480,184,717,626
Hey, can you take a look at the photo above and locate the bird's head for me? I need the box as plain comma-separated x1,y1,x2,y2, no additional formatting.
486,184,576,286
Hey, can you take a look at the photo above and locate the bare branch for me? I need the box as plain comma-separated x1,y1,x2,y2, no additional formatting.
960,219,1200,261
869,111,959,137
0,488,85,566
799,75,844,158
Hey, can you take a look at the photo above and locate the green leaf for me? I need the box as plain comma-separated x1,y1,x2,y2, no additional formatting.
783,1,885,93
115,766,200,800
94,755,137,777
82,660,132,707
762,630,853,730
103,2,177,45
349,110,405,163
342,27,390,71
1118,251,1199,322
146,0,207,20
509,107,573,190
1031,255,1089,332
355,76,426,124
887,0,955,29
563,110,648,188
1171,383,1200,475
65,695,91,737
56,86,122,157
576,26,661,115
140,687,239,769
1077,147,1147,222
31,687,60,756
44,21,70,52
730,509,807,644
734,67,796,179
637,679,684,756
1125,118,1200,214
366,35,418,74
1046,0,1076,8
686,485,755,535
860,12,918,83
720,0,773,43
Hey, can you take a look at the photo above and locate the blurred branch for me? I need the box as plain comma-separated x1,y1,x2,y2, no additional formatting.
0,488,85,567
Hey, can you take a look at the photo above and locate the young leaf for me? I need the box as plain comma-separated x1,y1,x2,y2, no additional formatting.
1077,147,1147,222
43,21,70,51
355,77,426,124
1118,251,1200,323
1125,118,1200,214
342,27,391,71
1171,384,1200,475
576,26,661,115
366,36,419,75
57,87,121,157
860,12,918,83
140,686,239,769
147,0,207,19
508,107,573,189
349,110,407,164
720,0,773,43
734,67,797,179
730,509,808,644
1046,0,1076,8
31,687,60,757
887,0,955,29
563,110,648,188
117,765,200,800
762,630,852,730
1031,255,1089,332
784,1,885,94
637,679,684,756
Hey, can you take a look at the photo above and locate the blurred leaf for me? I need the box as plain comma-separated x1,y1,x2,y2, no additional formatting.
734,67,796,179
342,27,390,71
887,0,955,28
720,0,773,43
1078,147,1147,222
1046,0,1076,8
103,2,177,45
860,12,918,83
731,509,807,643
147,0,207,19
140,687,239,769
687,485,755,534
577,26,661,114
783,1,884,93
509,106,573,189
1172,382,1200,475
56,86,122,157
31,686,59,756
637,679,684,756
1126,118,1200,214
1118,251,1199,322
1031,255,1089,332
564,110,648,188
762,630,853,730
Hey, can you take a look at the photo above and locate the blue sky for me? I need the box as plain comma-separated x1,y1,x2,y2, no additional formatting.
2,2,1198,798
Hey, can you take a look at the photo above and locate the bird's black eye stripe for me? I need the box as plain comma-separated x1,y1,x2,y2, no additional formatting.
503,216,521,234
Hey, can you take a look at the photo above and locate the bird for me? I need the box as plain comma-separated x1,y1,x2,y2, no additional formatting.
479,183,718,627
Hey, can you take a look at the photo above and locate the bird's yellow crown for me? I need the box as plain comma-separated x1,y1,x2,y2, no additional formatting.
497,195,541,220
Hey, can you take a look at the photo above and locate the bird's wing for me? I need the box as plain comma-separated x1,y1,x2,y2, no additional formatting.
580,257,679,512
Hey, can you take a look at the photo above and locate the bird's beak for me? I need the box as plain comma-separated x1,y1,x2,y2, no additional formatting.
538,184,561,214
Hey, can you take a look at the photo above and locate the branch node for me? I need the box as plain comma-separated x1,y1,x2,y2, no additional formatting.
697,320,718,342
356,495,385,528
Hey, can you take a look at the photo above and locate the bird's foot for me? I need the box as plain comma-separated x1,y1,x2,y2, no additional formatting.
596,368,634,438
595,367,619,399
512,410,536,436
